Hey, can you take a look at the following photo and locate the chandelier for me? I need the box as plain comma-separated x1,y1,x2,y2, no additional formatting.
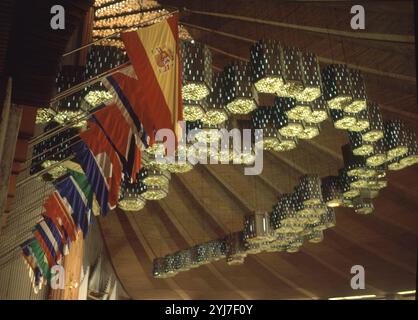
349,131,374,156
322,64,367,113
182,98,207,122
203,72,229,125
225,232,247,265
243,211,274,244
181,40,212,101
118,176,147,211
361,102,384,142
224,61,258,114
250,39,285,94
321,176,343,208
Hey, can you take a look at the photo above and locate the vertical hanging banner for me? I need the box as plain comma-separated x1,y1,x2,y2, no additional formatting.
107,13,182,148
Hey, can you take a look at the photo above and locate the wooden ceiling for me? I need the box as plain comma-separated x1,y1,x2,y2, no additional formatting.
0,0,93,108
98,1,418,299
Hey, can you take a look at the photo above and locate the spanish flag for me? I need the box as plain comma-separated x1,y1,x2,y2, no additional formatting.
120,13,182,147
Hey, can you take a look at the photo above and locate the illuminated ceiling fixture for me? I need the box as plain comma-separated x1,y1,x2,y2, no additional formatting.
224,61,258,114
322,64,367,113
297,175,323,206
83,89,113,109
31,122,80,178
225,232,247,265
203,72,229,125
329,108,356,130
322,64,352,110
182,98,207,122
181,40,212,101
142,184,169,201
342,144,376,178
321,176,343,208
118,176,147,212
345,69,367,113
243,211,274,244
351,107,370,132
142,167,170,188
36,108,56,124
399,128,418,167
191,244,211,267
252,107,282,151
339,169,361,199
322,207,337,229
348,131,374,156
145,142,166,156
178,24,193,41
273,103,303,138
366,139,387,167
193,121,224,143
271,202,295,234
205,239,227,262
286,236,304,253
296,50,322,102
276,97,310,121
54,66,88,128
384,119,409,161
306,230,324,243
361,102,384,142
251,39,285,94
305,96,328,124
296,121,320,140
276,46,304,98
353,197,374,214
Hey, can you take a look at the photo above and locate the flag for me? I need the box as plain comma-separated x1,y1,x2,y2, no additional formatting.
34,220,62,266
104,68,152,146
67,168,100,217
80,120,123,210
55,176,90,237
43,191,78,242
72,141,110,216
91,103,142,182
43,214,68,256
33,228,56,267
21,238,48,287
106,13,182,149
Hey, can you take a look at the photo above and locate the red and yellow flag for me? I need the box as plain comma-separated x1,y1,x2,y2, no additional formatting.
121,13,182,145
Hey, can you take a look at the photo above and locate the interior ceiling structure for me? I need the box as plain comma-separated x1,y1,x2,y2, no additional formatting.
0,0,94,108
97,0,418,299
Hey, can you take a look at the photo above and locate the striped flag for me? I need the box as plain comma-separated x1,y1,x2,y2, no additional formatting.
80,120,123,211
91,103,143,182
33,228,56,267
67,168,100,217
43,191,78,242
55,176,90,237
106,13,182,149
33,219,63,266
72,141,110,216
21,238,48,287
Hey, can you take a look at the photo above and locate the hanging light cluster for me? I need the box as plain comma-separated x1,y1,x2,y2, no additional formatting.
203,72,229,125
224,61,258,115
53,66,88,127
31,122,80,179
118,174,147,211
153,175,338,277
181,40,212,101
251,40,322,102
153,239,227,278
92,0,167,49
252,107,297,151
